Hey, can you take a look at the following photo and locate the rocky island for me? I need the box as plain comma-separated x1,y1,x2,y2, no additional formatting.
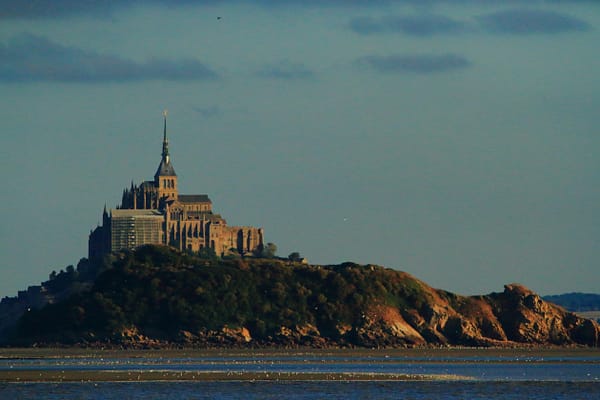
1,245,598,348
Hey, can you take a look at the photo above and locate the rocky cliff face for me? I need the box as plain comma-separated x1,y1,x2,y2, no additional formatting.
299,281,600,348
111,281,599,349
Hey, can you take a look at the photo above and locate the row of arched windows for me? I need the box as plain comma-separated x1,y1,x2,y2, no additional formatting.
162,179,175,189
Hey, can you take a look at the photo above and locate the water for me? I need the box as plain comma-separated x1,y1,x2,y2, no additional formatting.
1,351,599,399
3,381,599,400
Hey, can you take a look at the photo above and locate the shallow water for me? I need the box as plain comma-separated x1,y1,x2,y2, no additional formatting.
1,351,599,399
2,381,600,400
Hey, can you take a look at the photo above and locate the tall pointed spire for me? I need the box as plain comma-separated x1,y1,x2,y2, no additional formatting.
162,109,169,163
154,109,177,181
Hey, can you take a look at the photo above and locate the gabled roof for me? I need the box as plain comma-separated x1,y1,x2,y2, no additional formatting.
178,194,211,203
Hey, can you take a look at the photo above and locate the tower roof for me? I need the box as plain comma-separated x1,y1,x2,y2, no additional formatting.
155,110,177,179
155,159,176,178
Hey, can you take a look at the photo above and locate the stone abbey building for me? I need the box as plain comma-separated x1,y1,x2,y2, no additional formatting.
88,114,264,259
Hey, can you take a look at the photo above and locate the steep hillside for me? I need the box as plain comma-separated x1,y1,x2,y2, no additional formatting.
4,246,599,348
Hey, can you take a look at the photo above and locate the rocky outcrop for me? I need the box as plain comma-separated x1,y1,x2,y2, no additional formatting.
112,281,598,349
272,324,327,347
323,281,597,348
488,284,599,346
4,251,599,348
349,305,426,347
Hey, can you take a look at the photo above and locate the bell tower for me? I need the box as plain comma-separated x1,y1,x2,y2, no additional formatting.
154,110,178,204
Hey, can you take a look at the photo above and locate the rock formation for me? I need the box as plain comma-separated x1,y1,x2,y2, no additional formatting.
3,247,598,348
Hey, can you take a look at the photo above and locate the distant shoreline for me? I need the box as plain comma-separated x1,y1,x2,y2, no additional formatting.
1,346,597,360
575,311,600,321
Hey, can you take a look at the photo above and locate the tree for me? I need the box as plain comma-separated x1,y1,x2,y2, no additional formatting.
263,242,277,258
288,252,302,262
223,248,241,260
197,246,217,260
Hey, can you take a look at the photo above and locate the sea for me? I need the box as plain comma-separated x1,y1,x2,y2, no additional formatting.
1,350,599,399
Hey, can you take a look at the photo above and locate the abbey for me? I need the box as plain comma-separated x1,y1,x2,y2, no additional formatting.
89,113,264,259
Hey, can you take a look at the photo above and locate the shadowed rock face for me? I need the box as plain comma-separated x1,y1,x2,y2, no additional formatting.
339,282,599,348
4,248,599,348
489,284,574,344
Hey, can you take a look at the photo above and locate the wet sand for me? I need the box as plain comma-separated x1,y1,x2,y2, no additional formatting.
1,346,597,360
0,370,468,382
1,347,597,382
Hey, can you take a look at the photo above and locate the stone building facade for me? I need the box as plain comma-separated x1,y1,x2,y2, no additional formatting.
89,114,264,259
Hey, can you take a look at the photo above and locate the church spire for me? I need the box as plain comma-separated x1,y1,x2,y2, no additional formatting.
162,110,169,163
154,109,177,181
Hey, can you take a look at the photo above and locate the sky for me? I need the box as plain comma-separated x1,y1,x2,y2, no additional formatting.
1,0,599,298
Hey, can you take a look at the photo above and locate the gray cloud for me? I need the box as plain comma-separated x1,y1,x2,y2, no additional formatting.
257,61,315,80
478,9,590,34
0,0,113,19
349,15,467,36
1,1,597,20
0,34,218,83
0,1,384,19
358,53,471,74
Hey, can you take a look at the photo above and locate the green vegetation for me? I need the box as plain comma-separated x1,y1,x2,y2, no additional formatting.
254,242,277,258
288,252,302,262
45,256,114,294
7,246,599,348
13,245,432,345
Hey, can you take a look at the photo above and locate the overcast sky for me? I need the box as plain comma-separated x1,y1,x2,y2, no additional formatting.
1,0,599,297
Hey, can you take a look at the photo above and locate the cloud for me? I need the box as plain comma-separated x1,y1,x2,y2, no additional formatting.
2,1,597,20
349,9,591,37
256,61,315,80
357,53,471,74
349,15,467,36
478,9,590,34
0,1,389,19
0,0,126,19
0,34,218,83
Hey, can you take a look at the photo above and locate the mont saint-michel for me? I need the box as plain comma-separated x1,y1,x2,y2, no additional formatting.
88,112,264,260
0,114,598,348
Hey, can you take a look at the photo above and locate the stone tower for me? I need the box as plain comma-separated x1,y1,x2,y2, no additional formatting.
154,110,178,205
